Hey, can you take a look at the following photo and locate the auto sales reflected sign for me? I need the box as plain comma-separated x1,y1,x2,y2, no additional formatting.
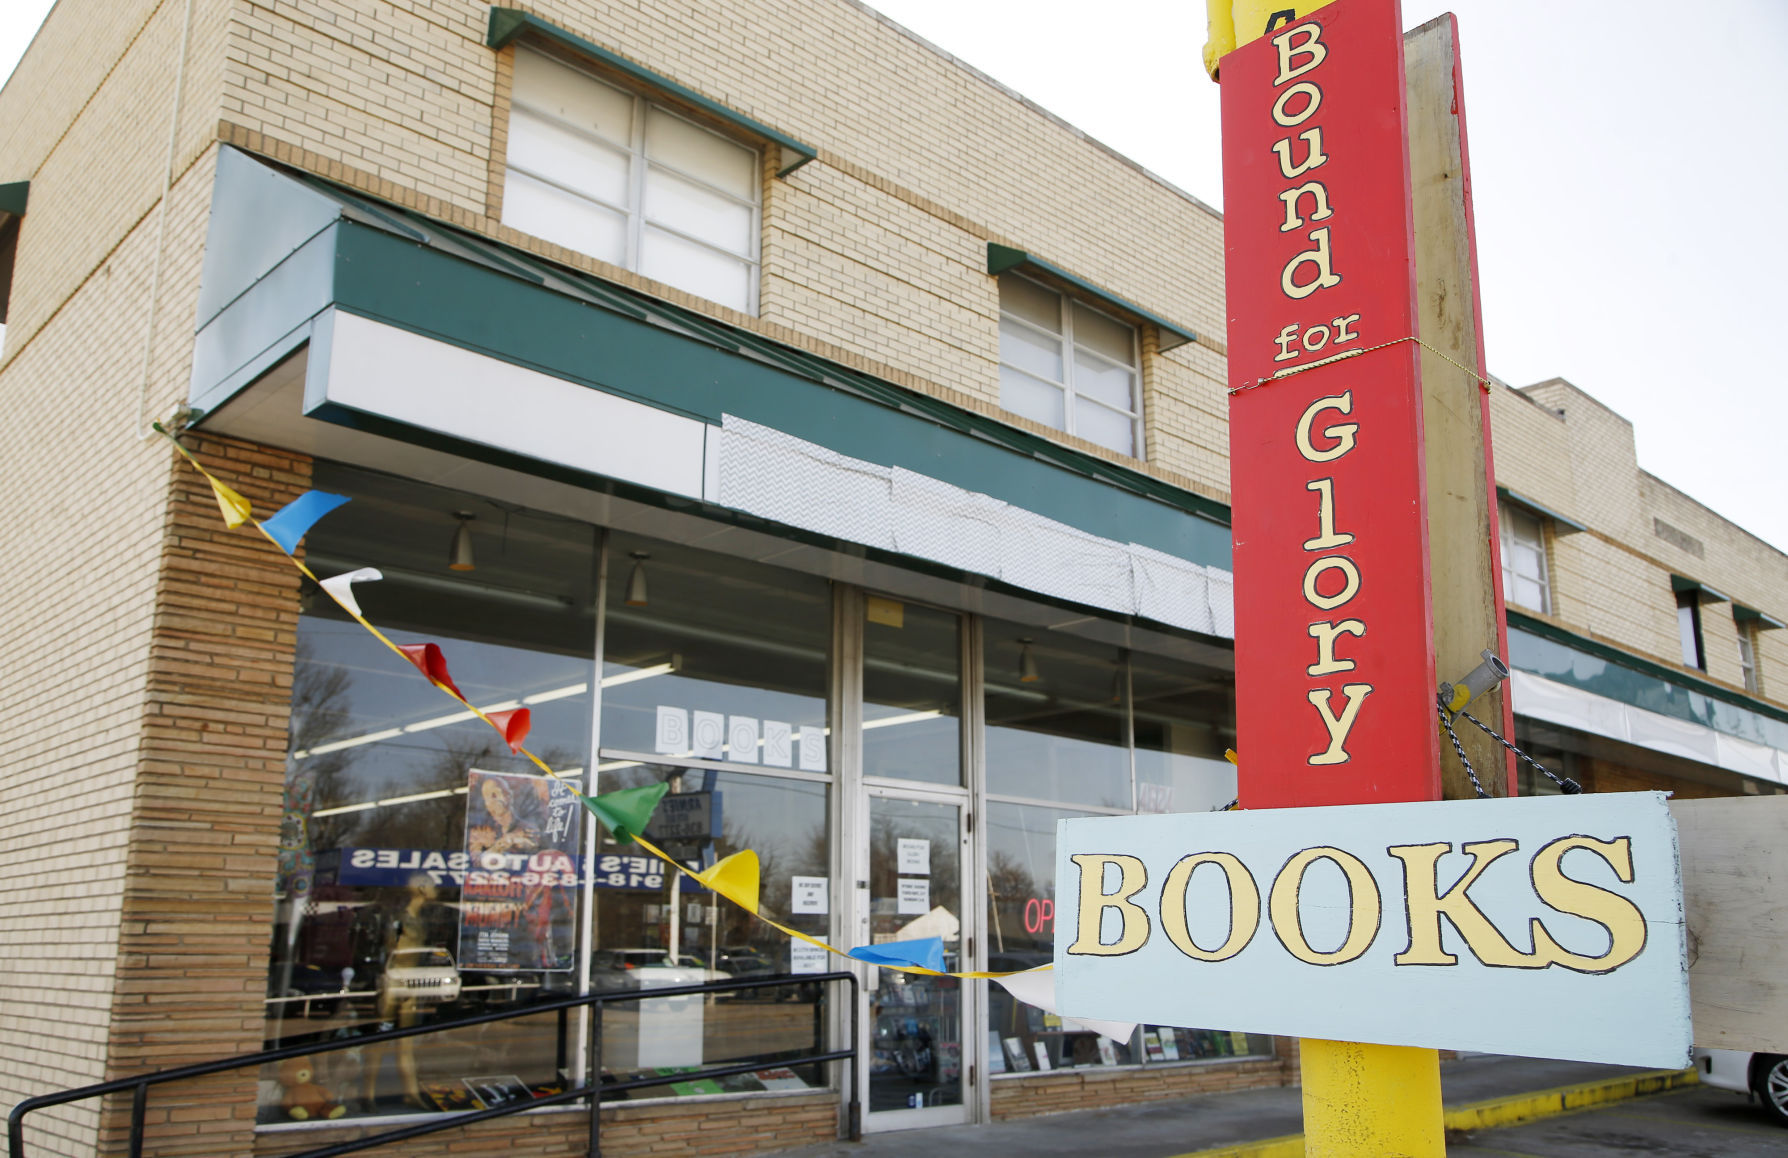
1053,793,1691,1068
1220,0,1438,806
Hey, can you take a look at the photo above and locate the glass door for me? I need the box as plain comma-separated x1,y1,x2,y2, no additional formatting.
863,790,969,1128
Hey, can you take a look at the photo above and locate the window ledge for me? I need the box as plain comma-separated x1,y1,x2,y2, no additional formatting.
487,7,817,176
987,244,1197,352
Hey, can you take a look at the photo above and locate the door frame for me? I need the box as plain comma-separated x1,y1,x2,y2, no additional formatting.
857,782,974,1131
832,585,986,1132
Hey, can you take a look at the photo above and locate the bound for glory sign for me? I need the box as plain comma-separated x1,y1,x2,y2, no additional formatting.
1221,0,1440,806
1053,793,1692,1067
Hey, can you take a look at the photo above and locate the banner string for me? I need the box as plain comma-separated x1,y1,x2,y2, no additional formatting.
156,425,1041,981
1228,334,1491,395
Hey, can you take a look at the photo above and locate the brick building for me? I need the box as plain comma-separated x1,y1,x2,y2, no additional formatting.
0,1,1781,1156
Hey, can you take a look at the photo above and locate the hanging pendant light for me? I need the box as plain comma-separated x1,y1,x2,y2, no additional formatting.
448,512,476,571
626,551,650,607
1018,638,1040,683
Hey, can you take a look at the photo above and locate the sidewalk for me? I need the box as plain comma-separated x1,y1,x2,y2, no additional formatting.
767,1055,1696,1158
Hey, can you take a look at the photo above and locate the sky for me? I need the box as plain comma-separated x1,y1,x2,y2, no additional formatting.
2,0,1784,553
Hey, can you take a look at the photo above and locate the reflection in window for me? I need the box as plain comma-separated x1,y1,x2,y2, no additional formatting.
863,597,962,786
268,467,597,1123
984,624,1129,809
599,534,830,768
1132,651,1237,814
581,764,832,1090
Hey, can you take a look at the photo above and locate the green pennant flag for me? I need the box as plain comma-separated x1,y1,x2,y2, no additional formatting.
579,782,670,844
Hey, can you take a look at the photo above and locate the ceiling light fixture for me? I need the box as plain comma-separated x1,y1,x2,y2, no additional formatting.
626,551,650,606
448,512,477,572
1018,638,1040,683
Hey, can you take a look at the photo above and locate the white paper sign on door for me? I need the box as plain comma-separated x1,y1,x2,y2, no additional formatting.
790,943,828,975
727,715,760,764
897,878,930,915
897,838,930,876
791,876,829,915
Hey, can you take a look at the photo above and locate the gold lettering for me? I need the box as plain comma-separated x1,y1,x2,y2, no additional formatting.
1282,226,1342,299
1294,392,1357,462
1302,555,1360,611
1307,683,1372,764
1302,478,1353,550
1272,81,1323,128
1391,840,1540,967
1272,23,1327,84
1268,846,1381,965
1272,128,1328,179
1278,181,1333,233
1161,852,1260,962
1527,836,1648,974
1066,853,1152,956
1306,619,1365,676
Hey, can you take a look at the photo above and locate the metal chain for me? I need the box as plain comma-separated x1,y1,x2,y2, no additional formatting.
1438,703,1492,799
1459,708,1582,794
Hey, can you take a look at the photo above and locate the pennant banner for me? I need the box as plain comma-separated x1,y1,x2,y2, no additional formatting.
318,567,382,618
261,491,350,554
158,424,1043,981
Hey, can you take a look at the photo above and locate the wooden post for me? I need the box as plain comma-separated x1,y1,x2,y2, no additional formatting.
1406,14,1514,800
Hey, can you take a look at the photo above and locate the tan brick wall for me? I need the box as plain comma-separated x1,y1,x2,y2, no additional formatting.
94,433,309,1158
0,129,221,1155
991,1057,1287,1121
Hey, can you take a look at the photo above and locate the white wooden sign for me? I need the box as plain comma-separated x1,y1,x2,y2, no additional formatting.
1054,792,1690,1068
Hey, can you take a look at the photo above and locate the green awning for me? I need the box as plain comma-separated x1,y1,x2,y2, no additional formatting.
486,7,817,177
987,243,1198,352
1496,486,1587,534
1671,574,1731,604
1735,603,1786,630
0,181,25,325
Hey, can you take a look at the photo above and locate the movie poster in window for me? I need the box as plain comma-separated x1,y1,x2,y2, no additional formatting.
459,770,582,971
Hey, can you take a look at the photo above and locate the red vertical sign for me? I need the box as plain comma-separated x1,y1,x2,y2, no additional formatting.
1221,0,1440,807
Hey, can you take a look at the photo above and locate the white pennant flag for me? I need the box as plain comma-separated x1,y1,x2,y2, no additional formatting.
994,965,1138,1043
318,567,382,618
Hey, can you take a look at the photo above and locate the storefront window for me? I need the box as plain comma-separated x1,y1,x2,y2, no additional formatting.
984,624,1129,808
266,466,598,1122
600,533,830,770
1132,650,1237,814
583,763,833,1094
863,598,962,786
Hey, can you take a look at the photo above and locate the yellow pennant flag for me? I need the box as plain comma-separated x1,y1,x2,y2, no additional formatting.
693,848,760,915
209,476,253,527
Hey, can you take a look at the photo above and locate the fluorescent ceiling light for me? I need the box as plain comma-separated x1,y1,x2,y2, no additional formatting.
862,710,943,731
601,663,675,688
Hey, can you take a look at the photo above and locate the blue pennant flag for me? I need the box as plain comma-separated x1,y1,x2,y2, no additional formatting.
848,936,945,973
261,491,350,555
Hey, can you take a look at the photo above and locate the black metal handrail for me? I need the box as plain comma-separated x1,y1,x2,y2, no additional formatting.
7,971,860,1158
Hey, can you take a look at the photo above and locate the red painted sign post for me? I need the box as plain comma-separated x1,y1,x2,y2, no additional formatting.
1221,0,1440,809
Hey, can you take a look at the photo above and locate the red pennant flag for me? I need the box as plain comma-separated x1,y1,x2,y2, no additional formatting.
396,643,465,702
486,708,532,753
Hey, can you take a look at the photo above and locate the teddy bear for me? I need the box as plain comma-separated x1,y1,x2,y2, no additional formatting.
276,1057,347,1121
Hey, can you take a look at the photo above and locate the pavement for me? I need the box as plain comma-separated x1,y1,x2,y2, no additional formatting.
768,1055,1699,1158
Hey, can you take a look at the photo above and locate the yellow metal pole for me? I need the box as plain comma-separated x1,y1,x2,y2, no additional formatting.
1301,1040,1443,1157
1206,6,1445,1155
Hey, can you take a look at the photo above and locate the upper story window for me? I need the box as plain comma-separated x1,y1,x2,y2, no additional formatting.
1676,589,1706,671
997,273,1142,458
1737,621,1760,694
1498,501,1551,615
503,49,760,313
